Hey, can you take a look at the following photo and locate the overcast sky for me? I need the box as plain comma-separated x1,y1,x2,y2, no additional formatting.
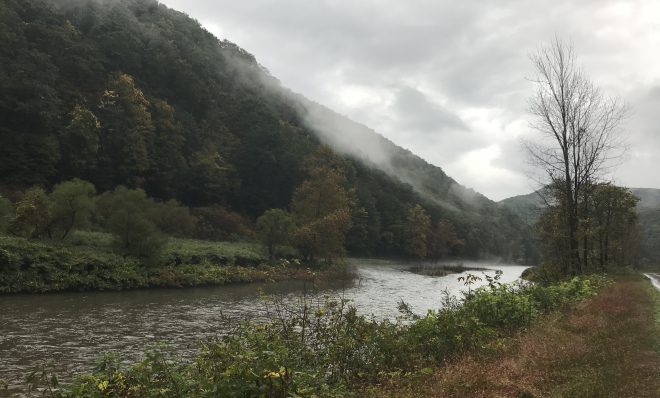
161,0,660,200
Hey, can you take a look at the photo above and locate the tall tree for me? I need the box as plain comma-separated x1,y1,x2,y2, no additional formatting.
526,38,626,274
59,105,101,180
591,184,639,268
49,178,96,240
403,204,431,260
427,219,461,262
290,148,352,264
146,99,186,199
97,73,154,189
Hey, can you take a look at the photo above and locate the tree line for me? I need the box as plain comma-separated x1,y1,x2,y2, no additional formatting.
258,148,465,265
0,147,466,267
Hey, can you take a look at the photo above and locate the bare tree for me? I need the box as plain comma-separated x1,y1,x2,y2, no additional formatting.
526,38,626,274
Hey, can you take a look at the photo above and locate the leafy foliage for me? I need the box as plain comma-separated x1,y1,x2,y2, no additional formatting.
49,178,96,240
291,149,352,264
96,186,166,260
534,183,640,280
10,187,51,239
49,274,609,397
257,209,293,260
403,204,431,259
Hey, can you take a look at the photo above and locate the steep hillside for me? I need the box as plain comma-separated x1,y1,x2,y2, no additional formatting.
0,0,531,260
499,191,545,225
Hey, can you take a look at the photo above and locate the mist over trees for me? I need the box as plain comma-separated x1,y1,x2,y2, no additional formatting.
0,0,536,263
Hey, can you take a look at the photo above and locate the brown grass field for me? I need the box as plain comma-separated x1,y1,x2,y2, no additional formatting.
365,275,660,397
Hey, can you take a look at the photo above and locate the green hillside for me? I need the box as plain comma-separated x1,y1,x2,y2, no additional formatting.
0,0,531,260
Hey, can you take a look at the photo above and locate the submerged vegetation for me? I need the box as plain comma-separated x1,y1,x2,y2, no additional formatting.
407,263,488,277
24,274,609,397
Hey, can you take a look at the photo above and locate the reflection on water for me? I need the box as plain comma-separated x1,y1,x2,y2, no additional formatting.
0,259,528,395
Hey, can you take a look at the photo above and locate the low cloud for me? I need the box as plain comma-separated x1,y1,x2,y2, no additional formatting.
162,0,660,200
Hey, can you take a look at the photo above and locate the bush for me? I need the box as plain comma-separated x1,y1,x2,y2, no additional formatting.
96,186,166,261
49,179,96,240
157,199,197,237
56,274,611,396
193,206,255,241
257,209,292,260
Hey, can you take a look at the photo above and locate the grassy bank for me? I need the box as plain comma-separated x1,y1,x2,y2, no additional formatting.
28,274,611,397
0,233,318,294
368,275,660,397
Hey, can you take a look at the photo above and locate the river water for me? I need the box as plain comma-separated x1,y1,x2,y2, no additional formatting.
0,259,528,395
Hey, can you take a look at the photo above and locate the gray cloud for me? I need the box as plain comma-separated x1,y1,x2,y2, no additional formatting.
161,0,660,200
392,87,468,133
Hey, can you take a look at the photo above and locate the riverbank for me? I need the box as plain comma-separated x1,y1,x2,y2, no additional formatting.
0,234,343,294
366,274,660,397
27,274,608,397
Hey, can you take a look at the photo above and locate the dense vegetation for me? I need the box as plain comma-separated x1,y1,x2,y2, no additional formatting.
0,0,533,262
0,232,314,293
28,274,609,397
502,186,660,271
366,274,660,397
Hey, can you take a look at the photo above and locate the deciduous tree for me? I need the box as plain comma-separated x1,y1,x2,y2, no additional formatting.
10,187,51,239
403,204,431,260
291,148,352,264
96,186,165,260
49,178,96,240
526,38,626,274
257,209,293,260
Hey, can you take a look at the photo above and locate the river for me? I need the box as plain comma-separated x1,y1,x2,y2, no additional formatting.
0,259,528,396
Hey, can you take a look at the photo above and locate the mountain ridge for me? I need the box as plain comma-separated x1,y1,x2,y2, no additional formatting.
0,0,531,260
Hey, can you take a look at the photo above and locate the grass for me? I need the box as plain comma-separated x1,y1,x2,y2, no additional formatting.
0,232,310,294
67,230,275,266
366,274,660,397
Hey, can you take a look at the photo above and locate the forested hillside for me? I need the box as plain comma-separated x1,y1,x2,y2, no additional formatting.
0,0,532,260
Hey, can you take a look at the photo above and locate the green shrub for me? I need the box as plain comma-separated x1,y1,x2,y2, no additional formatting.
96,187,166,261
54,274,610,397
49,179,96,240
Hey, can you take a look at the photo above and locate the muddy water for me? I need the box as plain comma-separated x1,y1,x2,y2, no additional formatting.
0,259,528,395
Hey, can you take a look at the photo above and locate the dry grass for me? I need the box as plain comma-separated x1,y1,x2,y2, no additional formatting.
365,276,660,398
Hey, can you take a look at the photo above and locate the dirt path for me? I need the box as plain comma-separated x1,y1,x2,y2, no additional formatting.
368,276,660,397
